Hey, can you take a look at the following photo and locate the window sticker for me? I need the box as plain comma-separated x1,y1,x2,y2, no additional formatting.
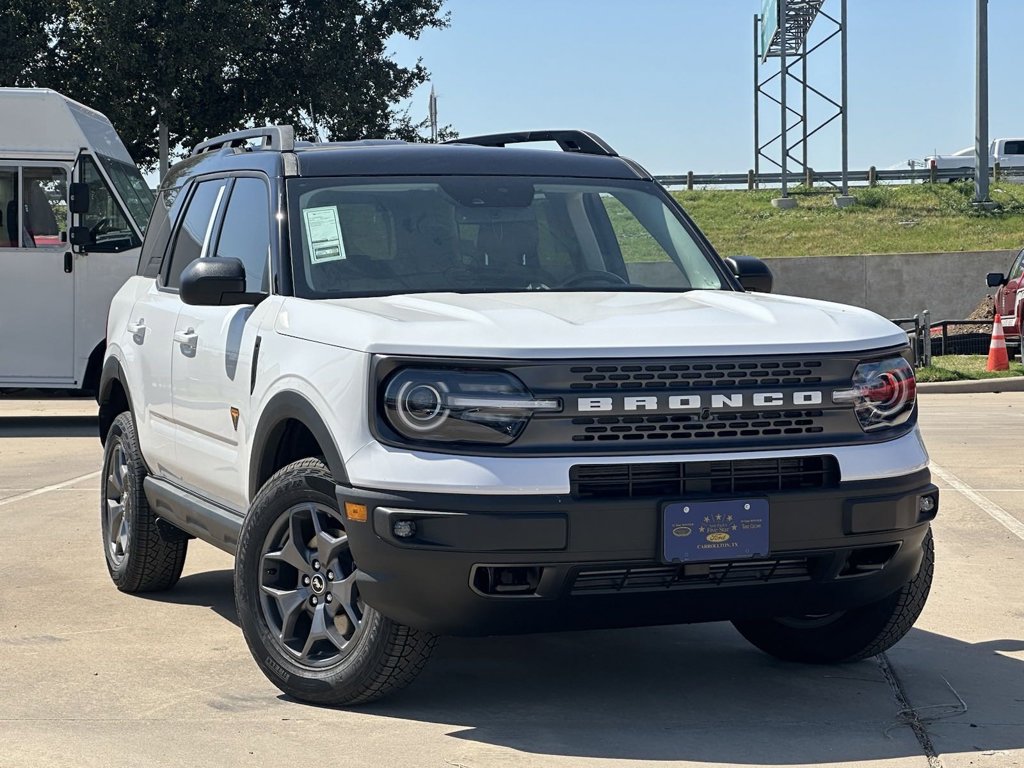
303,206,346,263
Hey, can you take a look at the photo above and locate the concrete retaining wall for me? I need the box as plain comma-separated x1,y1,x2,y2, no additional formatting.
767,250,1016,321
629,249,1016,320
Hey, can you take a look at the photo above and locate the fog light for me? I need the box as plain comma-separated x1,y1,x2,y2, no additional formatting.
393,520,416,538
919,495,937,514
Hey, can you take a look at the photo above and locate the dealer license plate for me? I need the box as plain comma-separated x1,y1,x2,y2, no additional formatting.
662,499,769,563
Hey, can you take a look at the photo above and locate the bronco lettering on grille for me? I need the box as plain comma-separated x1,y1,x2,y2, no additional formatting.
576,391,824,413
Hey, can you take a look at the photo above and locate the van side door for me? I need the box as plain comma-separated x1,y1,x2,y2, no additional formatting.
0,162,76,385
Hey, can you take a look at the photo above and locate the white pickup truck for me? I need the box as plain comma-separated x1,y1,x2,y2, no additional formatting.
924,138,1024,178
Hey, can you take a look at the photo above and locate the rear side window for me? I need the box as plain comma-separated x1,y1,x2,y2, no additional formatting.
214,178,271,293
164,178,227,289
1003,141,1024,156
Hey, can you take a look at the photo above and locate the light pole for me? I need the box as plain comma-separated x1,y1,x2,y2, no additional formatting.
974,0,990,205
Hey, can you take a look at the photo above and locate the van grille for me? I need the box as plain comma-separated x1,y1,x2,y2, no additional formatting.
570,456,839,499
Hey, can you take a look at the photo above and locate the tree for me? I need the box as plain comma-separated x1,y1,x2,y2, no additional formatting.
0,0,450,171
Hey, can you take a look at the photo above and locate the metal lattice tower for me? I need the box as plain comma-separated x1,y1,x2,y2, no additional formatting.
754,0,849,201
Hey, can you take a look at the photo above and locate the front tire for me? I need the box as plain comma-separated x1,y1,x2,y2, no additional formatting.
235,458,435,705
100,412,188,592
732,528,934,663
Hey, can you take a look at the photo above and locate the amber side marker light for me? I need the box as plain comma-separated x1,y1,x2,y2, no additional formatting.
344,502,368,522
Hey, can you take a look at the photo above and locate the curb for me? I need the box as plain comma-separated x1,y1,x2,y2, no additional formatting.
917,375,1024,394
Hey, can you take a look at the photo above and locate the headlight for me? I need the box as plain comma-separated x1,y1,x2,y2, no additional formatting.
832,356,916,432
382,368,560,445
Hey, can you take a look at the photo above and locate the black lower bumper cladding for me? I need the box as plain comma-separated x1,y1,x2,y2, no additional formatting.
339,468,937,636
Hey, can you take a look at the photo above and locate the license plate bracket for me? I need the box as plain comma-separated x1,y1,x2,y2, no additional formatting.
662,499,769,563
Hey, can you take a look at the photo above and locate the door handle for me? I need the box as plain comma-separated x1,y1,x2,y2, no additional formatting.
127,319,146,344
174,328,198,355
64,252,73,273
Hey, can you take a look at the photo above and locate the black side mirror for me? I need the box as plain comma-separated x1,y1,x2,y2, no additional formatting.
69,182,90,215
180,257,264,306
987,272,1007,288
69,225,91,247
725,255,773,293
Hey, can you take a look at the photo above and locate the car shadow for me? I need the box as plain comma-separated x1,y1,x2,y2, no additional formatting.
348,625,1022,764
0,415,97,438
135,569,240,628
147,568,1024,764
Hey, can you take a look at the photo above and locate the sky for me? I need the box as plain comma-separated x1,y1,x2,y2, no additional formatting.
388,0,1024,176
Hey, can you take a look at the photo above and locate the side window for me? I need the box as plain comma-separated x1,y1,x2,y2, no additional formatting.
601,192,669,264
1011,250,1024,282
215,178,271,293
533,196,584,280
2,166,68,249
0,166,16,247
1003,141,1024,156
164,179,228,289
79,156,141,252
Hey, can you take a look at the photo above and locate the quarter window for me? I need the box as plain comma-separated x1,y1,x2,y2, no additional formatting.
164,179,228,289
215,178,271,293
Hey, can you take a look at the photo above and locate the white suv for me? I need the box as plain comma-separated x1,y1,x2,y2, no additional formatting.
98,127,938,705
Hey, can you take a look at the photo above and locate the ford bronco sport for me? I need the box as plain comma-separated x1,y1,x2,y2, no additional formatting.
98,127,938,705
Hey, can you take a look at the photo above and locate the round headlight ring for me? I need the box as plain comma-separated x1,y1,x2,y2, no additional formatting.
394,380,449,433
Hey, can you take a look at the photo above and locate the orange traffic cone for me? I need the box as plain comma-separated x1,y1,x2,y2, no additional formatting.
987,314,1010,372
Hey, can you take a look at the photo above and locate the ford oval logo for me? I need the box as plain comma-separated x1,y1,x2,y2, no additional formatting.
672,524,693,538
707,532,731,543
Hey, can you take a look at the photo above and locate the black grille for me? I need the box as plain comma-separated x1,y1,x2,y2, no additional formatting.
570,410,826,444
567,361,824,390
570,456,840,499
571,558,811,594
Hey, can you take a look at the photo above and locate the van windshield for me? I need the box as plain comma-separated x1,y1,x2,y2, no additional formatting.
287,176,726,299
98,154,154,231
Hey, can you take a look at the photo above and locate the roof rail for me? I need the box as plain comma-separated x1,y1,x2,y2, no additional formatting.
191,125,295,156
447,130,618,157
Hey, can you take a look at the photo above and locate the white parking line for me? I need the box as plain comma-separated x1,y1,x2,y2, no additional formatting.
0,470,101,509
931,463,1024,542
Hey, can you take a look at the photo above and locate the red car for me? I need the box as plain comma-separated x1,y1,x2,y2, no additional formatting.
987,248,1024,342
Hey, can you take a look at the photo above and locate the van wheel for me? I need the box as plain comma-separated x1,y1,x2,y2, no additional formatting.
235,458,435,705
101,412,188,592
732,528,934,663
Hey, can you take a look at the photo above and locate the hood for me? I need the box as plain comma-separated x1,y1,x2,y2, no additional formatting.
274,290,908,358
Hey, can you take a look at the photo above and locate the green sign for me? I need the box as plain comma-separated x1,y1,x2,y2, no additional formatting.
761,0,779,60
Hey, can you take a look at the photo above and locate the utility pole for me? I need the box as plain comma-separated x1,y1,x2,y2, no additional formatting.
429,84,438,143
834,0,854,207
974,0,991,205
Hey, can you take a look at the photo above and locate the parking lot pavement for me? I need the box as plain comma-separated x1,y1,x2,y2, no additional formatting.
0,395,1021,768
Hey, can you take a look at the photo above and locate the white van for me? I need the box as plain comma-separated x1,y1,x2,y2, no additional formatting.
0,88,152,392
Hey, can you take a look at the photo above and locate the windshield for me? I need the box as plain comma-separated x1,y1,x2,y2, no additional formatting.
98,154,155,232
287,176,726,299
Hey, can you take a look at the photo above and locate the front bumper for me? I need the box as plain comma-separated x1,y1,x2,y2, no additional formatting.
339,468,938,636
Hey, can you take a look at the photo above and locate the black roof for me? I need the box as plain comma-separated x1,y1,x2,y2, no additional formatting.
293,142,646,180
164,129,652,189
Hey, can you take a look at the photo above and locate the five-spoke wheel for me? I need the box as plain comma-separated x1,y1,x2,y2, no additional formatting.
259,503,366,665
235,458,435,705
99,412,188,592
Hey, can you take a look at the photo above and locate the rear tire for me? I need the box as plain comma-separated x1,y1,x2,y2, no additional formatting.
235,458,435,705
732,528,934,663
100,412,188,592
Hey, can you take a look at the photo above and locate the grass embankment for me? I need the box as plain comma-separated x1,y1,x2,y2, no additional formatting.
673,182,1024,258
916,355,1024,382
